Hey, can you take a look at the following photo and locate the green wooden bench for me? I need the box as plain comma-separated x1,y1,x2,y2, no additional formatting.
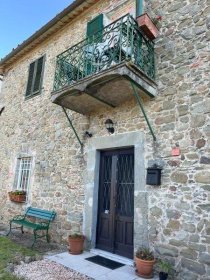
7,207,56,247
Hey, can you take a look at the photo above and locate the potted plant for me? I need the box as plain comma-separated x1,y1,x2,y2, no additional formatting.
158,260,172,280
8,190,26,202
136,13,161,40
135,247,155,279
68,233,85,255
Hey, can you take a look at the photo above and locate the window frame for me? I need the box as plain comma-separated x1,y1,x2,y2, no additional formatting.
25,55,45,100
13,157,32,194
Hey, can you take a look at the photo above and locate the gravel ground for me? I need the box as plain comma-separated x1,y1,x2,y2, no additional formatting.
14,259,94,280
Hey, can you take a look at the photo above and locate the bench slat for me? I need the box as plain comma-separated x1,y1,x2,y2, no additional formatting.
26,207,56,221
27,207,54,215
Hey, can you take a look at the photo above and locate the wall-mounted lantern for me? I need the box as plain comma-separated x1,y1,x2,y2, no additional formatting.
85,131,92,138
105,119,115,134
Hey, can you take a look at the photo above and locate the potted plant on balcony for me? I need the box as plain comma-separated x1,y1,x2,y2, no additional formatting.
8,190,26,203
68,233,85,255
136,13,162,40
158,259,172,280
135,247,155,278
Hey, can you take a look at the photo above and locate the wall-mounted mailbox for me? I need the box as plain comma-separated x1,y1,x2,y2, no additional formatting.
146,166,162,186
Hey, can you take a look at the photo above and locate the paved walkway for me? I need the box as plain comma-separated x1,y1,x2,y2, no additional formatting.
0,224,158,280
47,251,158,280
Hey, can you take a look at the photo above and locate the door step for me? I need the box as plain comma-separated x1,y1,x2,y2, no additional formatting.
90,249,134,266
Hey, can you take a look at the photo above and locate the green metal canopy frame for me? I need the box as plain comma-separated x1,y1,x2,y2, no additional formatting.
62,106,83,149
130,82,156,141
61,82,156,150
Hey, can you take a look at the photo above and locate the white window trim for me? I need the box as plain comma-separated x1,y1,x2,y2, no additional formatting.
15,157,32,193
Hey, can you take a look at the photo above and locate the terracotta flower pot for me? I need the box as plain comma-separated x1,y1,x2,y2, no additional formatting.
8,192,14,200
8,192,26,203
136,13,159,40
68,235,85,255
135,257,156,279
13,195,26,202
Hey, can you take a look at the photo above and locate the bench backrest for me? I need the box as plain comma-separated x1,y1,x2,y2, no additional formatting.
25,207,56,221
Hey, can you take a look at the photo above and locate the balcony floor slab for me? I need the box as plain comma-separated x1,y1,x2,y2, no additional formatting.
51,62,157,115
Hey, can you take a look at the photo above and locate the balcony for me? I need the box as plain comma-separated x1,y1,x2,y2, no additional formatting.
51,14,157,115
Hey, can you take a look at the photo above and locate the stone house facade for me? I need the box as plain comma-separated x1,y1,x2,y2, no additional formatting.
0,0,210,279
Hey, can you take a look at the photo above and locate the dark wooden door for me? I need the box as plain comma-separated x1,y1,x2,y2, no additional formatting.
96,148,134,259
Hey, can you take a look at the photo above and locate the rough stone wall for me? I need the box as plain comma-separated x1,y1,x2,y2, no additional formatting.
0,0,135,240
0,0,209,279
147,1,210,279
85,0,210,279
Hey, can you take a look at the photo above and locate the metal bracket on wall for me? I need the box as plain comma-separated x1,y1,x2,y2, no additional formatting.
62,106,83,149
130,82,157,141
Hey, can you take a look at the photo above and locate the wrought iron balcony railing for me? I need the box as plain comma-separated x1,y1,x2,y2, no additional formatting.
53,14,155,91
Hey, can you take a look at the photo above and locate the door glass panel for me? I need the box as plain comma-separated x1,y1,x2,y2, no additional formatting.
116,153,134,217
102,155,112,213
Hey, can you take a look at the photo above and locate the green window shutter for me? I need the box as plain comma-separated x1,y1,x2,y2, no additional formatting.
25,56,45,98
33,56,44,92
26,62,35,97
87,14,104,39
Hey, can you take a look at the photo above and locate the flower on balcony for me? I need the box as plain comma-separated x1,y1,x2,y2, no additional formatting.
156,15,162,21
152,15,162,28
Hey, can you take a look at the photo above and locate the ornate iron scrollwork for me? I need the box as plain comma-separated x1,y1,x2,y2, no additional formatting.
53,14,155,91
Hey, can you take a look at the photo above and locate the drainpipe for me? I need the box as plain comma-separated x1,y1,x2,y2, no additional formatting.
136,0,143,17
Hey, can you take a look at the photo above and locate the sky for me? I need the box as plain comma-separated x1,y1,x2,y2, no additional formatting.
0,0,74,59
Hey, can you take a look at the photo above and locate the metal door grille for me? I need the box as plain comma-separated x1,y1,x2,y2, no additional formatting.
116,154,134,217
102,155,112,213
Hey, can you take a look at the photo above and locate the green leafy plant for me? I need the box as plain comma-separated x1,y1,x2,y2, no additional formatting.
69,233,85,239
158,259,172,273
9,190,26,195
136,247,155,261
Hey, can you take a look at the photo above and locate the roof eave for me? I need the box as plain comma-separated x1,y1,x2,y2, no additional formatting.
0,0,99,74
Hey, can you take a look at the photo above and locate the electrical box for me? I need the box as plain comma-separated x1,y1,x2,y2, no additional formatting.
146,167,162,186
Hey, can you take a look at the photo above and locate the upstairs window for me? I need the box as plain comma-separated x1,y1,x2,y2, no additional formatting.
14,157,32,192
25,56,45,98
87,14,104,42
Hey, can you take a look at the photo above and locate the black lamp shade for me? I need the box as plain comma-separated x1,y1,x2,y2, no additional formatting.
105,119,114,134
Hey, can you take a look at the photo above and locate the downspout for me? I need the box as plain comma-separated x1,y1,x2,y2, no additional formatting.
136,0,143,17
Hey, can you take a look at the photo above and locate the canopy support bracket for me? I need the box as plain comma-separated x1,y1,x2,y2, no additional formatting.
62,106,83,149
130,82,156,141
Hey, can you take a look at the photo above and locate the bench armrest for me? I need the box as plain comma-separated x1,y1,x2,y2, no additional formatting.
11,215,25,221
